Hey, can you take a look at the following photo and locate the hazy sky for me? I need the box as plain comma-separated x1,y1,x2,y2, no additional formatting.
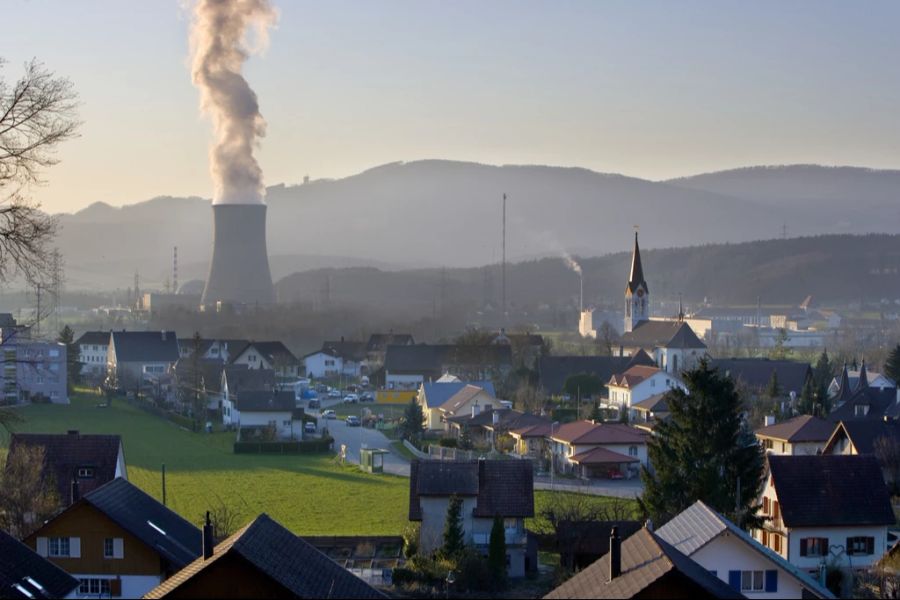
6,0,900,214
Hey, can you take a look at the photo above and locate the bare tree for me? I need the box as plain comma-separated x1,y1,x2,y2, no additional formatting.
0,444,61,538
0,58,79,284
202,495,243,541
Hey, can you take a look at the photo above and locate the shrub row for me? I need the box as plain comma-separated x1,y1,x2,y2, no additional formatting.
233,437,334,454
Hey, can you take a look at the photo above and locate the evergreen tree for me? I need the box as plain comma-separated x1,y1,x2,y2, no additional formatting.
885,344,900,385
765,371,781,399
797,376,816,416
812,349,833,411
488,516,507,589
640,359,766,529
399,398,425,442
459,427,474,451
589,402,603,422
56,325,79,392
442,494,465,560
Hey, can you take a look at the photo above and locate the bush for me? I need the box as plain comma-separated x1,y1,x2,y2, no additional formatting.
438,437,458,448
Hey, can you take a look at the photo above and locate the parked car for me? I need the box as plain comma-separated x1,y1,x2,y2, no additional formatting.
316,383,328,393
343,394,360,404
322,409,337,419
304,422,316,434
360,392,375,402
307,398,321,409
346,415,361,427
328,389,341,398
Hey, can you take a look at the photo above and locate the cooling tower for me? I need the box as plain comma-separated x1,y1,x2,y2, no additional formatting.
201,203,275,306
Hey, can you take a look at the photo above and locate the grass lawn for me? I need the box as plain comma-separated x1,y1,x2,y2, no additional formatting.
1,392,409,536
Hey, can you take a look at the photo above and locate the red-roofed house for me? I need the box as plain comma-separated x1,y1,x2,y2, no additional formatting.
606,365,686,419
549,421,649,479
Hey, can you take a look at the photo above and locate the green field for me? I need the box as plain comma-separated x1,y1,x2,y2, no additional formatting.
1,392,637,536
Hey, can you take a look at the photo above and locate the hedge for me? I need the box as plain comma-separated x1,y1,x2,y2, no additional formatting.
233,437,334,454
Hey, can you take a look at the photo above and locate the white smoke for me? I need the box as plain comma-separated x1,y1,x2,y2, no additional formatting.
563,253,582,276
190,0,277,205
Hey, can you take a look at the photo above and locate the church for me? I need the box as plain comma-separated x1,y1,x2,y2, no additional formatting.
618,232,707,374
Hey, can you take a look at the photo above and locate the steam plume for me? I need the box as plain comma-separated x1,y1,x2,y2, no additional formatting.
563,253,582,275
190,0,277,205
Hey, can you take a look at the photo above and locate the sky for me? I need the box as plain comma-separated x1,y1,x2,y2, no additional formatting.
5,0,900,214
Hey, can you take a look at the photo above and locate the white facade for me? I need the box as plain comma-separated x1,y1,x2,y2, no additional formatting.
78,343,108,378
607,370,685,412
550,438,648,472
386,372,423,390
758,438,823,456
304,351,342,379
236,409,302,440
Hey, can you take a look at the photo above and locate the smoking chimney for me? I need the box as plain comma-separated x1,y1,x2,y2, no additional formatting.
202,511,214,560
609,526,622,580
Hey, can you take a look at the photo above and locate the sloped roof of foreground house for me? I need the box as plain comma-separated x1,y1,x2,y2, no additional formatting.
570,447,640,466
408,460,534,521
754,414,835,444
550,421,649,445
656,501,835,599
0,530,79,600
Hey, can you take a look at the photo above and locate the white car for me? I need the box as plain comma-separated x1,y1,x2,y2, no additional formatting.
343,394,359,403
327,389,341,399
304,422,316,434
322,409,337,419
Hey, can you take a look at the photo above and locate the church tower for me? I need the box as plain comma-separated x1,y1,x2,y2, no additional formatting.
624,231,650,333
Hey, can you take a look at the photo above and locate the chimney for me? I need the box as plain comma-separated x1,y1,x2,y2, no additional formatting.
67,429,79,436
472,404,478,418
764,415,776,427
202,511,214,559
609,526,622,580
161,330,167,341
70,477,80,505
492,410,500,426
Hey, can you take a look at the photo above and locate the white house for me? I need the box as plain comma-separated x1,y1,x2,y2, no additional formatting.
606,365,685,416
232,390,304,440
75,331,110,381
416,380,496,431
230,342,301,379
753,455,895,576
657,501,834,599
303,348,342,379
549,420,649,479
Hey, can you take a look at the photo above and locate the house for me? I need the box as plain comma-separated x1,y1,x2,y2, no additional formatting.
447,408,549,449
5,340,69,404
828,368,896,398
544,526,742,599
712,358,813,400
417,380,495,430
7,431,127,505
220,365,275,427
231,391,304,440
549,420,649,479
384,344,512,390
107,331,179,391
230,341,301,380
409,460,535,578
143,514,385,599
631,393,670,428
823,419,900,456
606,365,685,415
24,478,201,599
75,331,111,382
828,363,899,421
302,347,342,379
365,332,414,366
510,422,553,459
554,520,643,571
301,535,405,588
172,358,226,413
537,352,656,398
0,529,80,599
491,329,546,369
177,338,249,364
754,415,835,455
436,384,499,432
753,454,895,572
657,501,834,599
304,338,368,379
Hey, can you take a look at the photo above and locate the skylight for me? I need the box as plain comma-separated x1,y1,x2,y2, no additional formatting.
23,577,45,593
147,521,167,536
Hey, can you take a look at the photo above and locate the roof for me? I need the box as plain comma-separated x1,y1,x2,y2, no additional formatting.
0,529,79,600
543,527,743,599
449,409,550,433
223,364,275,394
174,359,226,395
322,340,368,362
409,460,534,521
384,344,511,375
7,432,122,501
767,454,895,528
438,384,493,414
712,358,812,394
620,319,707,350
555,520,643,558
111,330,180,363
570,447,640,465
419,380,495,409
144,514,386,599
608,365,662,388
510,422,554,439
656,501,834,599
83,478,201,569
538,354,655,395
366,333,414,353
754,415,835,443
75,330,110,346
241,341,300,366
550,421,648,446
631,393,669,413
828,385,898,422
625,231,648,295
236,391,296,413
823,420,900,455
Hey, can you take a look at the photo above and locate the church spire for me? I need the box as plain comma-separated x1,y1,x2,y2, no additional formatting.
837,363,853,403
627,231,648,294
856,359,869,392
624,230,650,333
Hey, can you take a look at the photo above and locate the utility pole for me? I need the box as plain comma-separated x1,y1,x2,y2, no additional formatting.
173,246,178,294
501,193,507,320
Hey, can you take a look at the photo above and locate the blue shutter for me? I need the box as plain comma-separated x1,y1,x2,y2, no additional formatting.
728,570,741,590
765,570,778,593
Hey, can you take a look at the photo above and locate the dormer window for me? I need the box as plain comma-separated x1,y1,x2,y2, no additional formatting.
77,467,95,479
855,404,869,417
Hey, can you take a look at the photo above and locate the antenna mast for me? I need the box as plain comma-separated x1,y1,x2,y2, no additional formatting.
501,193,507,319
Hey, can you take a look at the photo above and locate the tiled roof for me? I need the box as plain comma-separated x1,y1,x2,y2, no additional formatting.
322,340,367,362
143,514,386,599
543,527,742,599
620,320,707,350
84,478,201,569
111,331,180,363
631,393,669,413
823,420,900,455
767,454,895,528
74,330,110,346
551,421,648,446
419,381,495,409
384,344,511,374
409,460,534,521
0,529,79,600
656,501,834,599
174,359,226,395
608,365,661,388
828,386,898,422
754,415,835,443
510,422,553,439
8,432,122,501
538,355,653,395
245,341,300,366
570,447,639,465
439,385,492,414
366,333,414,353
223,364,275,394
712,358,812,394
236,391,296,413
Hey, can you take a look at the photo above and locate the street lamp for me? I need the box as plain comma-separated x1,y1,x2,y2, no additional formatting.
445,570,455,599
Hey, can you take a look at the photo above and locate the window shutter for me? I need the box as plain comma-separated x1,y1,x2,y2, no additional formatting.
847,536,853,555
821,537,829,556
69,537,81,558
110,578,122,597
765,570,778,593
868,537,875,555
113,538,124,559
800,539,808,556
36,537,48,557
728,570,741,591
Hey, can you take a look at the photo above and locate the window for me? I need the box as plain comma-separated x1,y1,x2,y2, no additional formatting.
801,537,828,557
847,536,874,556
78,579,111,596
773,533,782,553
77,467,95,478
764,439,773,450
104,538,114,558
741,570,764,592
855,404,869,417
628,446,638,457
762,531,769,547
48,537,70,557
763,497,770,514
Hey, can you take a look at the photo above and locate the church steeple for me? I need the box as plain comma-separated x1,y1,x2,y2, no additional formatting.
624,231,650,333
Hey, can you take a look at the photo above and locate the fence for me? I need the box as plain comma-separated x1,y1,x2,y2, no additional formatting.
427,445,480,461
402,439,429,459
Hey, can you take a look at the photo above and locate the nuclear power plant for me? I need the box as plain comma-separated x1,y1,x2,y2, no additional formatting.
201,203,275,306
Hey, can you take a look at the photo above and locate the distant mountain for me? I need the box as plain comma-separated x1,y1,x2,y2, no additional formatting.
52,160,900,290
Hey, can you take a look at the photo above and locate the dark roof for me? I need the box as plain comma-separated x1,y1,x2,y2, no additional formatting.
236,391,296,412
712,358,812,394
824,420,900,455
366,333,415,353
755,415,835,443
544,527,743,599
7,432,122,501
384,344,512,375
570,447,640,465
631,392,669,413
174,359,226,395
83,478,201,569
75,330,110,346
551,421,648,445
539,355,654,395
144,514,386,599
409,460,534,521
111,330,179,363
449,408,550,432
420,381,495,409
223,364,275,394
244,341,300,366
322,340,368,362
555,520,643,557
620,320,707,350
828,385,897,422
626,231,648,295
0,529,79,599
767,454,895,528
